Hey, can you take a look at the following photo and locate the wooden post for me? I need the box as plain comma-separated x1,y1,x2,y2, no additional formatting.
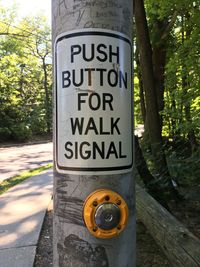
52,1,135,266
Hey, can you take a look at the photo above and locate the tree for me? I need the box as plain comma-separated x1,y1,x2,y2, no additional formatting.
164,3,199,153
134,0,199,200
0,4,52,141
23,16,52,134
134,0,178,199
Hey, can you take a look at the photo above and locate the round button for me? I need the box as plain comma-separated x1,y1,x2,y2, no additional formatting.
83,189,129,238
94,203,121,230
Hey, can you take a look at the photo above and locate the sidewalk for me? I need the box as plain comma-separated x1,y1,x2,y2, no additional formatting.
0,169,53,267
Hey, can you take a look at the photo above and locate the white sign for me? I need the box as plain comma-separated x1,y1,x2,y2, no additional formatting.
55,29,133,175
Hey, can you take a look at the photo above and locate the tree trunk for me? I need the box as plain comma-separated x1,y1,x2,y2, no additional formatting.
134,0,179,199
152,40,166,129
151,16,176,124
135,47,146,124
42,57,51,133
135,135,154,187
134,0,166,174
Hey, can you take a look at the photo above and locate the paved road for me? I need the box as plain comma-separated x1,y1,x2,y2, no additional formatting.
0,142,53,182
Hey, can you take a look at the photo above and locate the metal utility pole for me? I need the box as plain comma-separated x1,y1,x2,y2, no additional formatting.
52,1,135,266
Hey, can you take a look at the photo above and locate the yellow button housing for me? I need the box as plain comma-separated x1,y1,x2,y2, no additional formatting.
83,189,129,239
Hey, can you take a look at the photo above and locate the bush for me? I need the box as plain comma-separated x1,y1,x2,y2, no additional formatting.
0,127,12,141
30,116,47,135
10,123,32,141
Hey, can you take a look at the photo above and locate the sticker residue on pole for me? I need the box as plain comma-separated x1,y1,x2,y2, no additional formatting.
55,29,133,175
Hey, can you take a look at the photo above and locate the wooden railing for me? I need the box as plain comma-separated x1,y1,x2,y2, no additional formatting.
136,184,200,267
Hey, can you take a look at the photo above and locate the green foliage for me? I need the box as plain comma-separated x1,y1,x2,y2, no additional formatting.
167,147,200,186
30,106,48,135
0,4,52,142
163,9,200,139
135,0,200,142
10,123,32,141
0,127,11,141
134,0,200,192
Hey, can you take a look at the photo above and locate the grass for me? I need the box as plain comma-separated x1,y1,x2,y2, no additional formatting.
0,163,53,195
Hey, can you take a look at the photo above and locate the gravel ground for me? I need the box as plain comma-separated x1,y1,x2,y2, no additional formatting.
34,202,53,267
